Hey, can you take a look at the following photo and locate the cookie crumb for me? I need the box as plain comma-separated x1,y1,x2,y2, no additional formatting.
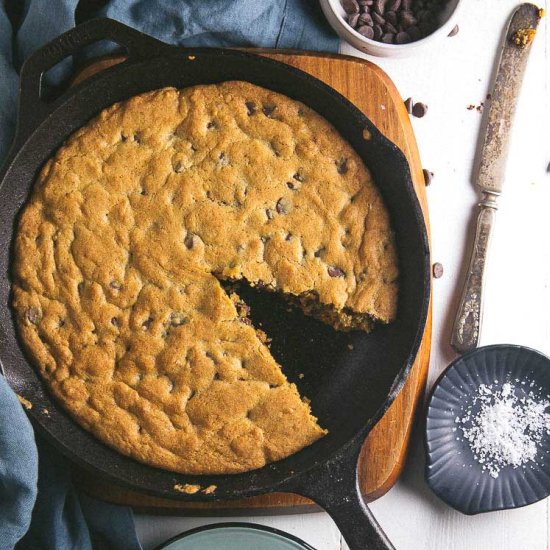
511,28,536,48
17,394,33,410
298,373,305,379
348,344,354,350
174,483,201,494
362,128,372,141
202,485,217,494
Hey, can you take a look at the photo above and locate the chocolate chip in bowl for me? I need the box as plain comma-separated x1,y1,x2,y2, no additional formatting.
320,0,462,57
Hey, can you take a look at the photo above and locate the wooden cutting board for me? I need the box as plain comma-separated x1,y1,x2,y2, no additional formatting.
72,49,432,512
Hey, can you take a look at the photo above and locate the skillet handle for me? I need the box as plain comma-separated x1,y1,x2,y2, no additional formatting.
282,439,394,550
16,18,168,142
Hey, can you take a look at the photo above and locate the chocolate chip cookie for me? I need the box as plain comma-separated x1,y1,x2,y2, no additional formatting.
12,82,397,474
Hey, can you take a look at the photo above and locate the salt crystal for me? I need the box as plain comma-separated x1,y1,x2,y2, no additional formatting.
459,381,550,478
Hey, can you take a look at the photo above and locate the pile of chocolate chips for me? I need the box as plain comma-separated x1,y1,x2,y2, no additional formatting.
341,0,449,44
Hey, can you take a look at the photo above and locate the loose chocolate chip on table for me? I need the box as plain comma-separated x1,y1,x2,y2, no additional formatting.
342,0,360,14
348,12,360,27
381,33,395,44
357,25,375,39
423,168,434,186
396,31,411,44
448,24,459,37
412,102,428,118
328,266,345,278
404,97,414,113
432,262,444,279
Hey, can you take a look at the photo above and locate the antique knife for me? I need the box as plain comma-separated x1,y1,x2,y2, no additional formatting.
451,3,543,354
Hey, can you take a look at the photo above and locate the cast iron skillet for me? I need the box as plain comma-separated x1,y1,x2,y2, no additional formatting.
0,18,430,550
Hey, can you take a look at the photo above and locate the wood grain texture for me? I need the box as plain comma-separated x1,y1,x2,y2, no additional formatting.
71,49,432,511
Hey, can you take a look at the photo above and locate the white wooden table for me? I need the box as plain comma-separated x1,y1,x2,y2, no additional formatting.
135,1,550,548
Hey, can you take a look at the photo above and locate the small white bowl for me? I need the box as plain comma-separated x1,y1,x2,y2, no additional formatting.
320,0,463,57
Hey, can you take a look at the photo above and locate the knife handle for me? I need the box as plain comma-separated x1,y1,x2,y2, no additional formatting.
451,193,498,354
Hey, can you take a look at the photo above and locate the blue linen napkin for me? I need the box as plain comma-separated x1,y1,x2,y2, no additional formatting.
0,2,338,549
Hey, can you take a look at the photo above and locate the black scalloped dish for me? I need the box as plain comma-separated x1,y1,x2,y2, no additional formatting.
426,345,550,515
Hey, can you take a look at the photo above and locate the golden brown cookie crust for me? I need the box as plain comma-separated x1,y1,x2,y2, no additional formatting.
12,81,397,474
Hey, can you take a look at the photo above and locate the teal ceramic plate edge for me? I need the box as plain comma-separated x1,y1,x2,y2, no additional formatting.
155,522,317,550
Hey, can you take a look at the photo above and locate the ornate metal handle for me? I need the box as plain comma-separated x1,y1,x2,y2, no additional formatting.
451,193,498,354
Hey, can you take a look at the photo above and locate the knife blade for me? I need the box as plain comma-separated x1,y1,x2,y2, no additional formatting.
451,3,543,354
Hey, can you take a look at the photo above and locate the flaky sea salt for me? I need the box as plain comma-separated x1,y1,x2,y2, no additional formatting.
456,382,550,478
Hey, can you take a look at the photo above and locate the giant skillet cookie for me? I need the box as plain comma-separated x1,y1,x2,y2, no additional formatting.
12,81,398,474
